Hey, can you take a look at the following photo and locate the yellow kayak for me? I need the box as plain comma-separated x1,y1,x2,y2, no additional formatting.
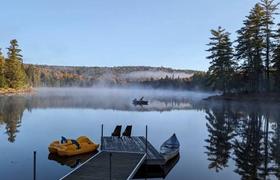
49,136,99,156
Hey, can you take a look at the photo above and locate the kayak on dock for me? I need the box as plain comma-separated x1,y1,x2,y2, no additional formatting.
48,136,99,156
133,97,149,105
160,134,180,162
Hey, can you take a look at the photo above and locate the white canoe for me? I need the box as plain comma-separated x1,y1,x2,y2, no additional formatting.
160,133,180,162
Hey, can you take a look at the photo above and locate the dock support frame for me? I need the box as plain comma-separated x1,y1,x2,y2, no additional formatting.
33,151,36,180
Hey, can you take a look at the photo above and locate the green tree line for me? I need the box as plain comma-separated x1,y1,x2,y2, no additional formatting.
207,0,280,94
0,39,28,89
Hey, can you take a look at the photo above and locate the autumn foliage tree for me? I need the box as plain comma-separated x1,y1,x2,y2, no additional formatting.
0,49,6,88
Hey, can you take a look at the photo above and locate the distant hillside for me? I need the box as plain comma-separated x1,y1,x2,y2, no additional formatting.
32,64,197,79
25,64,201,87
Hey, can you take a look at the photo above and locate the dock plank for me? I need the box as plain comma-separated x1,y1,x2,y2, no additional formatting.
62,151,145,180
102,136,165,165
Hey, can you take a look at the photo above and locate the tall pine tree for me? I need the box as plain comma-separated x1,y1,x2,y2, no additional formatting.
272,25,280,91
236,4,265,93
0,49,6,88
207,27,236,94
260,0,279,92
5,39,27,89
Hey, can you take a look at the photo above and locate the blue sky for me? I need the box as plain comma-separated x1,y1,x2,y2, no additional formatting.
0,0,265,70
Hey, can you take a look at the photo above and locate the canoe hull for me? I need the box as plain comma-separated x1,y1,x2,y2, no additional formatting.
160,134,180,162
161,149,179,162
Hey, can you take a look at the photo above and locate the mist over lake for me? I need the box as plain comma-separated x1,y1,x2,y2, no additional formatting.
0,88,279,179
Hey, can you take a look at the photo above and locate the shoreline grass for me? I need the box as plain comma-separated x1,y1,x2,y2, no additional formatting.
0,87,33,96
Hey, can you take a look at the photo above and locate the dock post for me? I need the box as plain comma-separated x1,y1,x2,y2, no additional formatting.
101,124,104,150
145,125,148,179
145,125,148,155
109,152,112,180
33,151,36,180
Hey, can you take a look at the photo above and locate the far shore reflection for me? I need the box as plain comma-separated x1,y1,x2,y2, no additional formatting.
0,88,208,143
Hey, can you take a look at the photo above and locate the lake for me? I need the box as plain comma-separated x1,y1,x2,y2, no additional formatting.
0,87,279,180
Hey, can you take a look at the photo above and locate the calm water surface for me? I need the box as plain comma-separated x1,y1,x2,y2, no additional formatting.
0,88,279,180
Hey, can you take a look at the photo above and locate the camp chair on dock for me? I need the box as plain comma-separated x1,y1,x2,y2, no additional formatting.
71,139,81,149
111,125,122,137
122,125,132,137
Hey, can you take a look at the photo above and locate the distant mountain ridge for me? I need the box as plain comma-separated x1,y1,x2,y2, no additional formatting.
24,64,205,88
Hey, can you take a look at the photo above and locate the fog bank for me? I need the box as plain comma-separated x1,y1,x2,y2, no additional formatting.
35,87,214,101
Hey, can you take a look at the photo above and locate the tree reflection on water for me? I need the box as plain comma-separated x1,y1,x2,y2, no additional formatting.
0,96,29,142
204,102,280,179
204,102,237,172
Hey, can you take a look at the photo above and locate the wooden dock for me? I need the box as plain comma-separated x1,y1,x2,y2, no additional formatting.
102,136,165,165
61,151,146,180
60,136,165,179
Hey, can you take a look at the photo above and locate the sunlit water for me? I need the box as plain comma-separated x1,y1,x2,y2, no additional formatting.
0,88,279,180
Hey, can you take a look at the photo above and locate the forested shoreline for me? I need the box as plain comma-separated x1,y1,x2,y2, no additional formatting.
24,64,203,89
0,39,29,93
206,0,280,96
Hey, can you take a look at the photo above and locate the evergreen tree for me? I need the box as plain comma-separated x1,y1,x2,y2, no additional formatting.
235,4,266,93
0,49,6,88
260,0,279,92
207,27,236,94
5,39,27,89
272,26,280,91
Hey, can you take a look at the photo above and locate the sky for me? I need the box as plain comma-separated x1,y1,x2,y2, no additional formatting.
0,0,268,71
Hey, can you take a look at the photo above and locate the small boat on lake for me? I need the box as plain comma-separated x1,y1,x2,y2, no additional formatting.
48,136,72,153
160,134,180,162
133,97,149,105
48,136,99,156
